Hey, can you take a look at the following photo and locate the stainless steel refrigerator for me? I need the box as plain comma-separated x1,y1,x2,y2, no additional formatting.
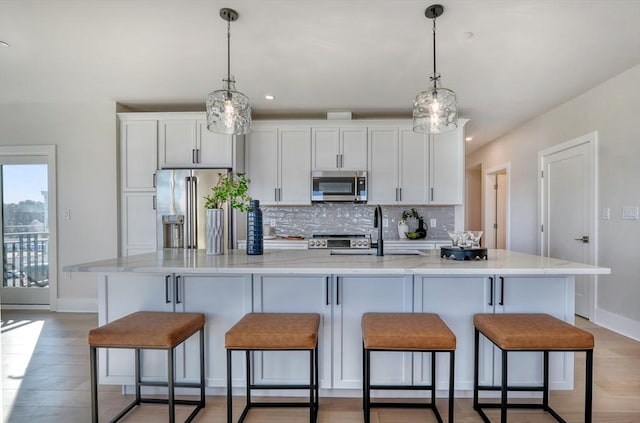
155,169,232,250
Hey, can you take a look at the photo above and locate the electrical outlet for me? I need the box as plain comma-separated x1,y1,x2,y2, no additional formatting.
602,208,610,220
622,206,639,220
270,218,276,226
65,209,71,220
430,218,436,228
382,218,389,227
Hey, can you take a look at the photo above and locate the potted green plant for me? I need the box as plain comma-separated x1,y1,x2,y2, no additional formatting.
203,172,251,255
400,208,427,239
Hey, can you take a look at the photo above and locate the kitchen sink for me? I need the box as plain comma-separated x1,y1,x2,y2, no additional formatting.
329,249,429,256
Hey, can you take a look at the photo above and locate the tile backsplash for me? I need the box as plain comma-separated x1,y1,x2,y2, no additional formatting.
261,203,454,240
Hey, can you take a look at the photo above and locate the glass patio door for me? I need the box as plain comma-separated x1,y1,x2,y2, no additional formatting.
0,157,51,305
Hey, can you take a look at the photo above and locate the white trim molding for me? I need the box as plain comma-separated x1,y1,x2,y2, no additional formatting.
595,308,640,342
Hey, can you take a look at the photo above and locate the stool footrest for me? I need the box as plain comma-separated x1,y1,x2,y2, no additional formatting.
248,383,313,390
369,384,434,391
476,384,546,392
369,402,436,409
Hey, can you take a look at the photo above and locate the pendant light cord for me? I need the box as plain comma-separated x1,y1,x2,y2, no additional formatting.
226,18,231,89
432,14,438,91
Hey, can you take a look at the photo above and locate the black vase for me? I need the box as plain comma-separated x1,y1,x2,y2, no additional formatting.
416,219,427,238
246,199,263,255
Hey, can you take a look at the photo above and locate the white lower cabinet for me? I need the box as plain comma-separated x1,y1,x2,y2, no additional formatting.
252,274,332,388
252,274,413,390
98,273,252,388
415,274,574,392
332,275,414,389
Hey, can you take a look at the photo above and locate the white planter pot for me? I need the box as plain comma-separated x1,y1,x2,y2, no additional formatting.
206,209,224,255
398,221,409,239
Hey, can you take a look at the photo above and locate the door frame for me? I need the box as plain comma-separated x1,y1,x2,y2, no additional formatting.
538,132,598,319
0,145,57,309
483,163,511,250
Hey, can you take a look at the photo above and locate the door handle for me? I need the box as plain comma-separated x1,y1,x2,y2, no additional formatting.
574,236,589,243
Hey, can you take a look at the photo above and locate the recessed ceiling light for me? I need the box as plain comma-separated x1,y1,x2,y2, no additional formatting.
465,137,473,141
265,95,275,100
0,41,9,48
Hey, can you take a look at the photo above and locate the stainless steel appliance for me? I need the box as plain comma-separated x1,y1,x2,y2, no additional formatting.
155,169,231,250
311,170,367,202
308,234,370,249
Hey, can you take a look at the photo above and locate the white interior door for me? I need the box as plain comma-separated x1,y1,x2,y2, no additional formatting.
540,135,595,318
496,172,507,249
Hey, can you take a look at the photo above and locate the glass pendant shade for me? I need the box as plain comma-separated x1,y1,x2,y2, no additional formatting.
206,77,252,135
413,73,458,134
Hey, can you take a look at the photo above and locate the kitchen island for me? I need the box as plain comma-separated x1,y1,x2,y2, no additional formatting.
66,248,609,398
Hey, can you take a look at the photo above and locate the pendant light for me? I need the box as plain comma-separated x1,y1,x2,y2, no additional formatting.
206,8,252,135
412,4,458,134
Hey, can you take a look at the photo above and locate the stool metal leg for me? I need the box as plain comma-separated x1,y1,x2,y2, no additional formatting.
227,349,233,423
585,350,593,423
135,348,142,404
309,347,314,423
543,350,550,411
473,328,479,411
168,346,175,423
364,348,370,423
431,351,436,409
90,347,98,423
501,349,508,423
448,350,455,423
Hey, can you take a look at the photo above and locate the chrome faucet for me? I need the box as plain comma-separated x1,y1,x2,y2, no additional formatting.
373,205,384,256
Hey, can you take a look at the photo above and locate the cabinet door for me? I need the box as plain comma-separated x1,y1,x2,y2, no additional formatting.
367,128,399,205
278,128,311,205
99,274,172,385
120,120,158,191
246,127,279,205
333,275,413,389
121,192,157,256
158,119,197,168
253,274,332,388
415,276,494,391
340,128,368,170
311,128,340,170
398,129,428,204
493,276,573,389
196,120,233,167
176,275,252,387
429,128,463,204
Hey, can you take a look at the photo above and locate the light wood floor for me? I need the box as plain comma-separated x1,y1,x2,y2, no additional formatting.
1,310,639,422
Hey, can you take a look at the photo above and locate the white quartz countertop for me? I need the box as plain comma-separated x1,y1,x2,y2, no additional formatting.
64,248,610,276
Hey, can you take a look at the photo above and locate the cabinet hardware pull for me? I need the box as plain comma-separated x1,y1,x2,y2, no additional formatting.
499,276,504,306
398,187,402,202
488,276,494,306
325,277,330,306
430,187,434,202
152,173,156,188
165,275,171,303
192,149,197,164
175,275,182,304
336,277,340,305
153,195,157,210
395,188,399,202
340,154,344,168
336,154,340,169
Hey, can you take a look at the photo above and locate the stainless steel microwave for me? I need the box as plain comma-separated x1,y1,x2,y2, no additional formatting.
311,170,367,202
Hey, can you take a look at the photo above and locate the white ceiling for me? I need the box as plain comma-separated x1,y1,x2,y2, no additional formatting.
1,0,639,152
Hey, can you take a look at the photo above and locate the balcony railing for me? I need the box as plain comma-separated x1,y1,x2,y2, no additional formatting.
3,231,49,288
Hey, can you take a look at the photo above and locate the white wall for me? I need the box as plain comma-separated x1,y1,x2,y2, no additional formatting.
0,102,118,311
467,64,640,339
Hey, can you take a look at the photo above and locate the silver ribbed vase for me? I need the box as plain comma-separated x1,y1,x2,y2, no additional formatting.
206,209,224,255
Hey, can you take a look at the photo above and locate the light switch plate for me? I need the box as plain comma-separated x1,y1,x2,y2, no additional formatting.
430,219,437,228
383,218,389,227
602,208,610,220
622,206,639,220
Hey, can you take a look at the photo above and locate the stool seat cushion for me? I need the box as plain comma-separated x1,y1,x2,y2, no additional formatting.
225,313,320,350
473,313,594,350
362,313,456,351
88,311,205,349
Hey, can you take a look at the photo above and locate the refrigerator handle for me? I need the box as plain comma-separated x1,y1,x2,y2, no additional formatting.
185,176,196,248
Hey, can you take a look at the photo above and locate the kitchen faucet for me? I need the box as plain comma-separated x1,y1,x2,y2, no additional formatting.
373,205,384,256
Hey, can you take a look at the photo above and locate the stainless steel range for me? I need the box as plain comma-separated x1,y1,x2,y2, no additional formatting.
308,234,370,249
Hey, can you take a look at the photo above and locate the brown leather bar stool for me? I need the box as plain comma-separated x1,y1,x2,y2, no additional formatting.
225,313,320,423
473,313,594,423
361,312,456,423
88,311,206,423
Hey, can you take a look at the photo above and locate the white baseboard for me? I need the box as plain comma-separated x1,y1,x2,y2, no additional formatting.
55,297,98,313
594,307,640,342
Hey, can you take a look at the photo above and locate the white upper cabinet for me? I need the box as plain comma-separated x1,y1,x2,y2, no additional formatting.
120,120,158,191
245,124,311,206
312,127,367,170
158,119,233,168
368,120,467,205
